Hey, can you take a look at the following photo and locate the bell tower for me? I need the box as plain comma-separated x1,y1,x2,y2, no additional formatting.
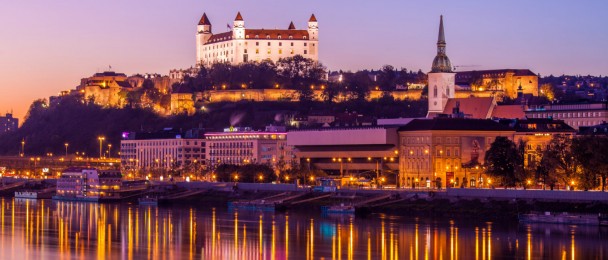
427,15,455,116
232,12,245,40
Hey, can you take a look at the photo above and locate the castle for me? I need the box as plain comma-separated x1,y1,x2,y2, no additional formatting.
196,12,319,66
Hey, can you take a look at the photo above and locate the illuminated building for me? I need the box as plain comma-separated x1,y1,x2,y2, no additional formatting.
54,167,122,202
120,129,205,172
287,126,400,177
196,12,318,65
398,118,514,188
525,102,608,130
0,113,18,134
500,118,575,167
205,125,295,168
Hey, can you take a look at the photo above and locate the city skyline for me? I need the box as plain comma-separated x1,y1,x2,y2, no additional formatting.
1,0,607,120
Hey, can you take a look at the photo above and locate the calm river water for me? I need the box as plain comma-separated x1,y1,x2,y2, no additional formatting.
0,198,606,259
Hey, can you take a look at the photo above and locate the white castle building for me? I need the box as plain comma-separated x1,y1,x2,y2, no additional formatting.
196,12,319,66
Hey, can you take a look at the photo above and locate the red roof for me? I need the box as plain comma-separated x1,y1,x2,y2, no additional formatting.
235,12,243,21
198,13,211,25
492,105,526,119
245,29,309,40
205,32,233,44
309,14,317,22
442,97,496,119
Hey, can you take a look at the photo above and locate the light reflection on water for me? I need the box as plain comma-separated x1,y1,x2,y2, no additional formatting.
0,198,606,259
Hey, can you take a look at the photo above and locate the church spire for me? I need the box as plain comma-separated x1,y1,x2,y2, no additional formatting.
437,15,445,46
431,15,452,73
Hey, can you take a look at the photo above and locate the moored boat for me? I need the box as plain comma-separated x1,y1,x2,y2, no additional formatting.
138,196,159,206
519,211,601,226
15,191,53,199
322,203,355,214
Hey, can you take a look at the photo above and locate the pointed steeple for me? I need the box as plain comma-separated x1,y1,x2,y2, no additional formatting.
431,15,452,73
288,21,296,30
437,15,445,45
198,13,211,25
309,14,317,22
234,12,243,21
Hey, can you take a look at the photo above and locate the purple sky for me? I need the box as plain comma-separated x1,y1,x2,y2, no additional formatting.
1,0,607,121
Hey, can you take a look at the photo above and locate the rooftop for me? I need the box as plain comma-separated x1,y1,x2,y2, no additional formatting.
398,118,513,132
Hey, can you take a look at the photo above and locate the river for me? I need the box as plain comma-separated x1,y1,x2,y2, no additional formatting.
0,198,605,259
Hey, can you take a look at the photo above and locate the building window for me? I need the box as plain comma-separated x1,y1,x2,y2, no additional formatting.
304,50,307,54
255,35,259,39
290,49,294,54
256,42,259,46
279,49,282,54
289,36,293,39
303,36,307,39
256,49,259,54
290,42,294,46
267,49,271,54
278,35,282,39
244,49,248,54
279,42,282,46
266,35,270,39
304,43,307,46
267,42,271,46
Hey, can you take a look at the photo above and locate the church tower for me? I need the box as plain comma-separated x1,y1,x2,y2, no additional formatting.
427,15,455,115
232,12,245,40
196,13,212,65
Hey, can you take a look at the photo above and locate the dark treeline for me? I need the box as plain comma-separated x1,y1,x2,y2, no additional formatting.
174,55,427,102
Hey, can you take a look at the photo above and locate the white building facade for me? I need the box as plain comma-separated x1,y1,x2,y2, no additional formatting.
120,132,205,172
196,12,318,66
428,15,456,116
205,126,296,168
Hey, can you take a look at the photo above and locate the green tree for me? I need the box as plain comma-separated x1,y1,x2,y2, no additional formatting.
572,136,608,191
484,136,524,187
541,134,581,189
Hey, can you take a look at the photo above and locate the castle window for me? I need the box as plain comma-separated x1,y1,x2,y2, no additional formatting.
244,49,248,54
433,86,438,98
304,50,307,54
290,42,294,46
256,42,259,46
304,43,307,46
290,49,294,54
279,42,282,46
246,35,249,39
289,35,293,39
303,36,307,39
279,49,282,54
267,42,271,46
267,49,271,54
255,35,259,38
313,43,315,46
446,88,450,96
278,35,282,39
256,49,259,54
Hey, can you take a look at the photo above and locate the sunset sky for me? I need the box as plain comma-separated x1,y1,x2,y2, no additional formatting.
1,0,606,121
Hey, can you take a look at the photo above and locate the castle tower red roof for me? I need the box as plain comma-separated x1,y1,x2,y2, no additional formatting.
309,14,317,22
234,12,243,21
198,13,211,25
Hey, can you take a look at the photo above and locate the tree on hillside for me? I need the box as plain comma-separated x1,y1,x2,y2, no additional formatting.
377,65,397,91
484,136,524,187
541,134,581,189
572,136,608,191
346,71,372,101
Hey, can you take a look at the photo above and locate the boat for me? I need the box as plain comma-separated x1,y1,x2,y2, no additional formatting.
228,200,278,211
52,167,123,203
600,214,608,226
322,203,356,214
15,191,52,199
138,196,159,206
519,212,601,226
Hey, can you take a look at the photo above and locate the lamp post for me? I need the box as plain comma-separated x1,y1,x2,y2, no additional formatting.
21,139,25,157
107,144,112,159
64,143,69,157
98,136,105,159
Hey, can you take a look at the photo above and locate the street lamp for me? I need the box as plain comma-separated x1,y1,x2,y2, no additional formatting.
64,143,69,157
98,136,105,159
107,144,112,159
21,139,25,157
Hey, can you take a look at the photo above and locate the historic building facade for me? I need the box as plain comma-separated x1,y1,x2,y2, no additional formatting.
398,118,515,189
196,12,318,66
427,15,456,116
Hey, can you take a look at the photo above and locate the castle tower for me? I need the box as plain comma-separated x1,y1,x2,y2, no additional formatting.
196,13,212,65
233,12,245,39
427,15,455,115
307,14,318,40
